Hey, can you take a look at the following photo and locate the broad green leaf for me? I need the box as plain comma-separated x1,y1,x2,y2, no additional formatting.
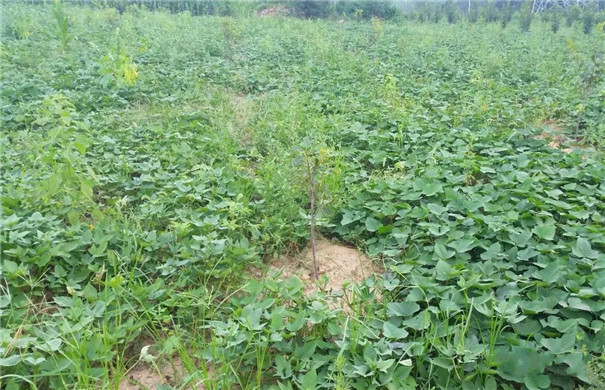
300,369,317,390
402,310,431,330
572,238,598,259
555,352,588,382
373,358,395,372
365,217,383,232
495,346,553,383
341,210,359,226
387,302,420,317
540,331,575,354
275,355,292,379
286,311,306,332
383,322,409,339
0,355,21,367
532,263,562,284
481,243,501,260
524,373,550,390
484,377,497,390
435,259,457,281
447,238,475,253
293,341,317,361
420,181,443,196
81,183,93,199
566,297,592,312
533,224,556,240
434,243,454,260
427,203,447,215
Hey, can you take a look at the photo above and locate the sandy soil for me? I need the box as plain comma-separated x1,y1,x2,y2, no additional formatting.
119,355,209,390
268,238,380,296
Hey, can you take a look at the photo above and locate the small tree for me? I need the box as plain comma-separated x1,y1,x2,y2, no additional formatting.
481,0,499,23
551,5,562,33
500,0,513,28
295,138,342,280
519,0,533,32
467,6,479,23
582,1,597,34
566,5,581,28
444,0,458,24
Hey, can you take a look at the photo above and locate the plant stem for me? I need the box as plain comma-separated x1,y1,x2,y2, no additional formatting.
305,152,319,280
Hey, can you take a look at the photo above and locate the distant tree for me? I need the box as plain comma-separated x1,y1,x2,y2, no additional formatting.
567,5,581,27
540,8,551,23
500,0,513,28
481,0,499,23
444,0,458,24
582,1,597,34
467,4,479,23
290,1,330,19
417,5,427,22
432,4,443,23
519,0,533,32
551,5,562,33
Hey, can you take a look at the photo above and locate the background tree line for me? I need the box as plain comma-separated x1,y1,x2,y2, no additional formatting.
8,0,605,33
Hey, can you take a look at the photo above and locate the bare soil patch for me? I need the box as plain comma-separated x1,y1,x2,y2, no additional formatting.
119,355,209,390
268,239,381,296
534,122,581,154
535,130,574,154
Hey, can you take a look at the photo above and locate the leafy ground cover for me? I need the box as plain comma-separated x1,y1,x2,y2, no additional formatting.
1,2,605,389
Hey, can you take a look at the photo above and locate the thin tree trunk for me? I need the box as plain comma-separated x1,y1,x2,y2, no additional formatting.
305,156,319,280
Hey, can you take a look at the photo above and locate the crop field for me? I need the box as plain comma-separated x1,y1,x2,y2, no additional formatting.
1,1,605,389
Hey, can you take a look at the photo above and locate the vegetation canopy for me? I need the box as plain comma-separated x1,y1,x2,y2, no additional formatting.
1,1,605,389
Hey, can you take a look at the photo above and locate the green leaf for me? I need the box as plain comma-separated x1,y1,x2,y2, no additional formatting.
517,247,539,260
2,260,19,275
533,224,556,241
341,210,359,226
107,274,124,288
532,263,562,284
484,377,497,390
481,243,501,260
495,346,553,383
293,341,316,361
383,322,409,339
524,373,550,390
572,238,598,259
47,173,63,196
286,310,306,332
434,243,455,260
365,217,383,232
427,203,447,215
387,302,420,317
421,181,443,196
402,310,431,330
300,369,317,390
428,224,450,236
88,241,107,258
38,338,63,352
540,331,576,354
509,230,532,247
555,352,588,382
566,297,593,312
73,140,88,155
81,183,93,199
0,355,21,367
512,319,541,336
447,238,475,253
275,355,292,379
436,259,457,281
373,358,395,373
